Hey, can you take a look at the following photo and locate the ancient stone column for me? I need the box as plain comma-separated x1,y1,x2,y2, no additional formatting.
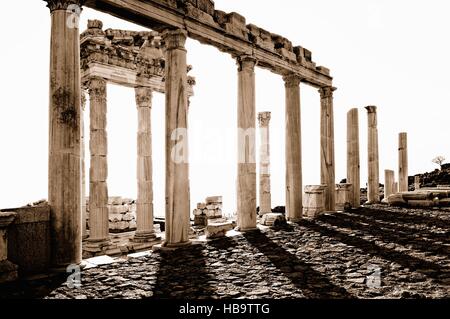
236,55,257,231
163,29,191,247
319,87,337,211
81,91,87,239
347,108,360,208
134,86,158,243
365,106,380,204
86,76,110,251
45,0,83,267
393,182,399,194
414,176,420,191
399,132,409,192
383,169,395,203
283,74,303,222
258,112,272,215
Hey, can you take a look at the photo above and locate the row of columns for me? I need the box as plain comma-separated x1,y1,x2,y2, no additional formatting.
45,0,337,265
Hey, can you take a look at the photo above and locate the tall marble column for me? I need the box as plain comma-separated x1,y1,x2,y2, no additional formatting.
45,0,83,267
399,132,409,192
86,76,110,250
366,106,380,204
383,169,395,203
236,55,257,231
319,87,337,211
283,74,303,222
81,91,87,239
134,86,157,243
347,108,360,208
258,112,272,215
163,29,191,247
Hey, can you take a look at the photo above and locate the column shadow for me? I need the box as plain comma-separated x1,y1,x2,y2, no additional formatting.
318,213,450,257
151,244,217,299
243,231,353,299
300,219,447,280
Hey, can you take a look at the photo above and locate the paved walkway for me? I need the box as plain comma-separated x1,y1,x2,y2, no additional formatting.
1,205,449,299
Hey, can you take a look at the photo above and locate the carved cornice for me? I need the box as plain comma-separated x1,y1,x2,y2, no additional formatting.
237,55,257,72
44,0,85,12
135,87,153,108
319,86,337,99
258,112,272,127
282,74,302,88
162,29,188,51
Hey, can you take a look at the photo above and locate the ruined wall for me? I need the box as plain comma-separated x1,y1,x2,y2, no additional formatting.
86,197,137,233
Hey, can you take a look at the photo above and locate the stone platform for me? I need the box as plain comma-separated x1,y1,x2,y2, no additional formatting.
0,205,448,299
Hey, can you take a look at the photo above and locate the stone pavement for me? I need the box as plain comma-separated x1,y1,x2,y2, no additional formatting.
1,206,449,299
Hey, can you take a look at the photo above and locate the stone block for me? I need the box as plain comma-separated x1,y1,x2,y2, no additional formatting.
122,212,135,221
303,185,327,218
205,196,222,204
109,213,123,222
260,213,287,227
335,183,353,211
109,196,123,205
194,215,208,227
197,203,207,209
129,220,137,230
206,222,234,239
109,205,128,214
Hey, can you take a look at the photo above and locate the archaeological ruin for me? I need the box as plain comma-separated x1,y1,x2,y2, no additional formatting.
0,0,448,301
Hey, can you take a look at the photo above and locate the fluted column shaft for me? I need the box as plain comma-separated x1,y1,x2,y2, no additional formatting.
258,112,272,215
347,108,360,208
320,87,337,211
163,29,191,247
399,132,408,192
46,0,83,266
236,55,257,231
284,74,303,221
366,106,380,203
384,170,395,200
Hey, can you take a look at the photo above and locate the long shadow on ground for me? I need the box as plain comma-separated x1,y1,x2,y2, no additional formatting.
243,230,353,299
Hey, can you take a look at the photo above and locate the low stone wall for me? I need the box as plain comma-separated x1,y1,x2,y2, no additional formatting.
86,197,137,233
1,204,51,276
388,189,450,207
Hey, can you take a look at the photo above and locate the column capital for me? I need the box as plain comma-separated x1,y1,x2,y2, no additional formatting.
258,112,272,128
236,55,257,72
162,29,187,51
319,86,337,99
87,76,107,96
365,105,377,113
81,90,87,111
44,0,84,12
135,87,153,108
282,73,302,87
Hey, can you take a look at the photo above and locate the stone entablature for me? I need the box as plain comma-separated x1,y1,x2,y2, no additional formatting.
80,20,196,94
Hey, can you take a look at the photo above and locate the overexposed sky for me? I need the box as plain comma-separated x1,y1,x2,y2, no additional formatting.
0,0,449,216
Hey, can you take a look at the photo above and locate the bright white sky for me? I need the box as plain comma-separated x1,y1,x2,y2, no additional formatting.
1,0,449,216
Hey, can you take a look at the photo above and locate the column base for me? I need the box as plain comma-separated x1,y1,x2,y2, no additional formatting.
235,226,259,233
0,260,18,283
84,238,111,254
132,231,160,244
153,240,192,252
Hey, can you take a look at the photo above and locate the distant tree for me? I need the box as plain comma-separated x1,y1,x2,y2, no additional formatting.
432,156,446,170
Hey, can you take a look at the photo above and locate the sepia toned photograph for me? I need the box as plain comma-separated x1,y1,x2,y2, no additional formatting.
0,0,448,311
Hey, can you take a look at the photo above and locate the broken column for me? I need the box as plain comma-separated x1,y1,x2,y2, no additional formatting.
163,29,191,247
45,0,83,266
399,132,409,192
0,212,18,283
258,112,272,215
347,108,360,208
303,185,327,218
236,55,257,231
365,106,380,204
319,87,337,211
383,169,395,203
283,74,303,222
86,76,110,252
134,86,158,243
335,183,352,211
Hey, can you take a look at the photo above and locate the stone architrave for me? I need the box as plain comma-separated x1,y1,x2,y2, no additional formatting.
163,29,191,247
258,112,272,215
319,87,337,211
45,0,84,267
236,55,257,231
347,108,360,208
365,106,380,204
399,132,409,192
283,74,303,222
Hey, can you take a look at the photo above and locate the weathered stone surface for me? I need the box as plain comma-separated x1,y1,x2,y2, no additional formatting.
304,185,327,218
366,106,380,204
206,222,234,239
260,213,287,227
336,184,352,211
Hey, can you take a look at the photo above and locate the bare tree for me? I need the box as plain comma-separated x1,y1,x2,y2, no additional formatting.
432,156,446,170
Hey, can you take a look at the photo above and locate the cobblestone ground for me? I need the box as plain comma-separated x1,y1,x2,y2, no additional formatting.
1,205,449,299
